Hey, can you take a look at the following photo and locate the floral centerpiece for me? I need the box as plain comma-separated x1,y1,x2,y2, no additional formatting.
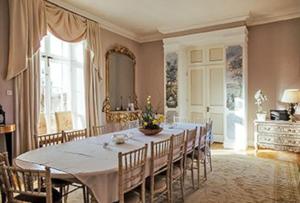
139,96,164,136
254,89,268,121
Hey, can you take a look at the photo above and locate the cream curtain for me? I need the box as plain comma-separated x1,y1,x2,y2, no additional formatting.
7,0,102,155
8,0,46,156
14,53,41,156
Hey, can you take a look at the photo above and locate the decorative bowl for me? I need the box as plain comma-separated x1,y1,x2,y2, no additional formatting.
138,127,163,136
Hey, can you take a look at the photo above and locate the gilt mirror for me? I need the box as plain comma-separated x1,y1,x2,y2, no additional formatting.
104,46,137,112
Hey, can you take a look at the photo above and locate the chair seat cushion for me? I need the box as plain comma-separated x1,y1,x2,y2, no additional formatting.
124,191,141,203
15,188,62,203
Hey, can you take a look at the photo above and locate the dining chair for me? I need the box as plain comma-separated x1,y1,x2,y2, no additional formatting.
206,119,213,172
183,127,198,189
38,112,48,135
55,111,73,132
63,129,88,142
0,163,62,203
35,132,64,148
93,125,105,136
169,132,185,202
124,119,140,130
148,138,171,203
0,152,9,203
118,144,148,203
193,126,208,187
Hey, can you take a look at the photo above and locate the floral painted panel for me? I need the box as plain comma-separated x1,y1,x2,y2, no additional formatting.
226,45,243,111
166,52,178,108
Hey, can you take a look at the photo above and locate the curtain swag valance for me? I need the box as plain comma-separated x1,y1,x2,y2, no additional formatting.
7,0,102,80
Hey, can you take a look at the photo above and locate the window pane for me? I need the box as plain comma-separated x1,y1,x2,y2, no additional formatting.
50,34,62,56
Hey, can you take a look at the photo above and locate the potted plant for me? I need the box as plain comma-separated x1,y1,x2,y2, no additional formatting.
254,90,268,121
139,96,164,136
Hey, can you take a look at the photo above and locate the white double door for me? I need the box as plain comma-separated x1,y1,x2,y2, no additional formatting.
188,65,225,142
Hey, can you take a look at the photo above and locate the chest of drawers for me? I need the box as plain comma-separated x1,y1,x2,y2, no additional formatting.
254,120,300,152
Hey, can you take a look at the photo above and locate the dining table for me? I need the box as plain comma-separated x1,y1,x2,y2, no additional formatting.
15,123,201,203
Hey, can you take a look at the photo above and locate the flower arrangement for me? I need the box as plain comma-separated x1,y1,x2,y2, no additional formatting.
254,89,268,113
141,96,164,129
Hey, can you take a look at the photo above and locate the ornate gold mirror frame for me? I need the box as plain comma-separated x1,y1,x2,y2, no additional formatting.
102,45,139,114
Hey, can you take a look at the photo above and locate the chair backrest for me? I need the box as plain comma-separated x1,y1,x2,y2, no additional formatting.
55,111,73,132
63,129,87,142
150,139,171,175
206,119,213,145
35,132,64,148
118,144,148,202
38,113,47,135
184,127,197,155
170,132,185,163
0,152,10,194
126,119,140,129
198,126,207,151
0,163,53,203
93,125,105,136
173,116,189,124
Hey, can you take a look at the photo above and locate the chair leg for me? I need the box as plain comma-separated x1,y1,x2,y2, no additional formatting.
209,149,213,172
83,186,87,203
141,182,146,203
197,158,200,188
203,158,207,181
1,192,6,203
180,176,184,202
190,164,195,189
63,185,69,203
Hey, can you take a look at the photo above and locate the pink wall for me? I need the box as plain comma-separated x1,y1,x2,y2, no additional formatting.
0,0,14,123
139,41,164,112
248,18,300,144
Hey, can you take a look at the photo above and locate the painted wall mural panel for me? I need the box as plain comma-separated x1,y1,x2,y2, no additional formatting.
226,45,243,111
166,52,178,108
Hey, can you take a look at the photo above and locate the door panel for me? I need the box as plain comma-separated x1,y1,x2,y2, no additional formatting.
190,69,204,105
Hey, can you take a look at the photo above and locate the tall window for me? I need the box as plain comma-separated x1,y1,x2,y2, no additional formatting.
40,33,85,133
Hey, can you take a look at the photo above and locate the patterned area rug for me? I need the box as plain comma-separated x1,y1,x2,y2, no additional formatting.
68,150,300,203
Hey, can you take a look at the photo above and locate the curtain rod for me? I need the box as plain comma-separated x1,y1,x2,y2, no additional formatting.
45,0,98,23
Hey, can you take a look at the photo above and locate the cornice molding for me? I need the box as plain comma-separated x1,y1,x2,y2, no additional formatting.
247,7,300,26
47,1,300,43
158,15,249,34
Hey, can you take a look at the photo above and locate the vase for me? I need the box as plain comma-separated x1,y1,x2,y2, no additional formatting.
256,113,267,121
138,127,163,136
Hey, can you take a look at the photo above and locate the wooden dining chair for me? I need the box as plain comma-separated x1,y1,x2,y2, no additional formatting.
169,132,185,202
118,144,148,203
38,112,48,135
55,111,73,132
193,126,208,187
183,127,198,189
0,152,9,203
0,163,62,203
206,119,213,172
35,132,64,148
93,125,105,136
148,139,171,203
63,129,88,142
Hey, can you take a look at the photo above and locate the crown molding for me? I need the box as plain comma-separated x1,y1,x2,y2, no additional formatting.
47,0,140,42
158,15,250,34
247,7,300,26
47,1,300,44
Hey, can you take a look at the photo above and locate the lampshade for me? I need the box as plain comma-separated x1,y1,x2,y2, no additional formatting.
281,89,300,103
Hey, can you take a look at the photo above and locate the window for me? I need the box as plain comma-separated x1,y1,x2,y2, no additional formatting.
40,33,85,133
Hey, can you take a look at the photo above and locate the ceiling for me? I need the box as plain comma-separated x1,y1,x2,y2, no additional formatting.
52,0,300,42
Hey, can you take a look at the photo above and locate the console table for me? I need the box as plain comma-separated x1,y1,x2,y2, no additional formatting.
0,124,15,164
254,120,300,152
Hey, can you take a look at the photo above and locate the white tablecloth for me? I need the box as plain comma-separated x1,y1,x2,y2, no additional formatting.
16,123,200,203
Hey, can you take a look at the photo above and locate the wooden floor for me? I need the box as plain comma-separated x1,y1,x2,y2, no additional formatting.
213,143,300,165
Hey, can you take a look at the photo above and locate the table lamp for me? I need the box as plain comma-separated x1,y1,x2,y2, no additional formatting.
281,89,300,122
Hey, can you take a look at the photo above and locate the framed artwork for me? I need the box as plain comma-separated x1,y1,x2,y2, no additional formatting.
166,52,178,108
226,45,243,111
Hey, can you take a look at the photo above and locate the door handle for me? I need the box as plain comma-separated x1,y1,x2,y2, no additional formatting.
206,106,210,112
